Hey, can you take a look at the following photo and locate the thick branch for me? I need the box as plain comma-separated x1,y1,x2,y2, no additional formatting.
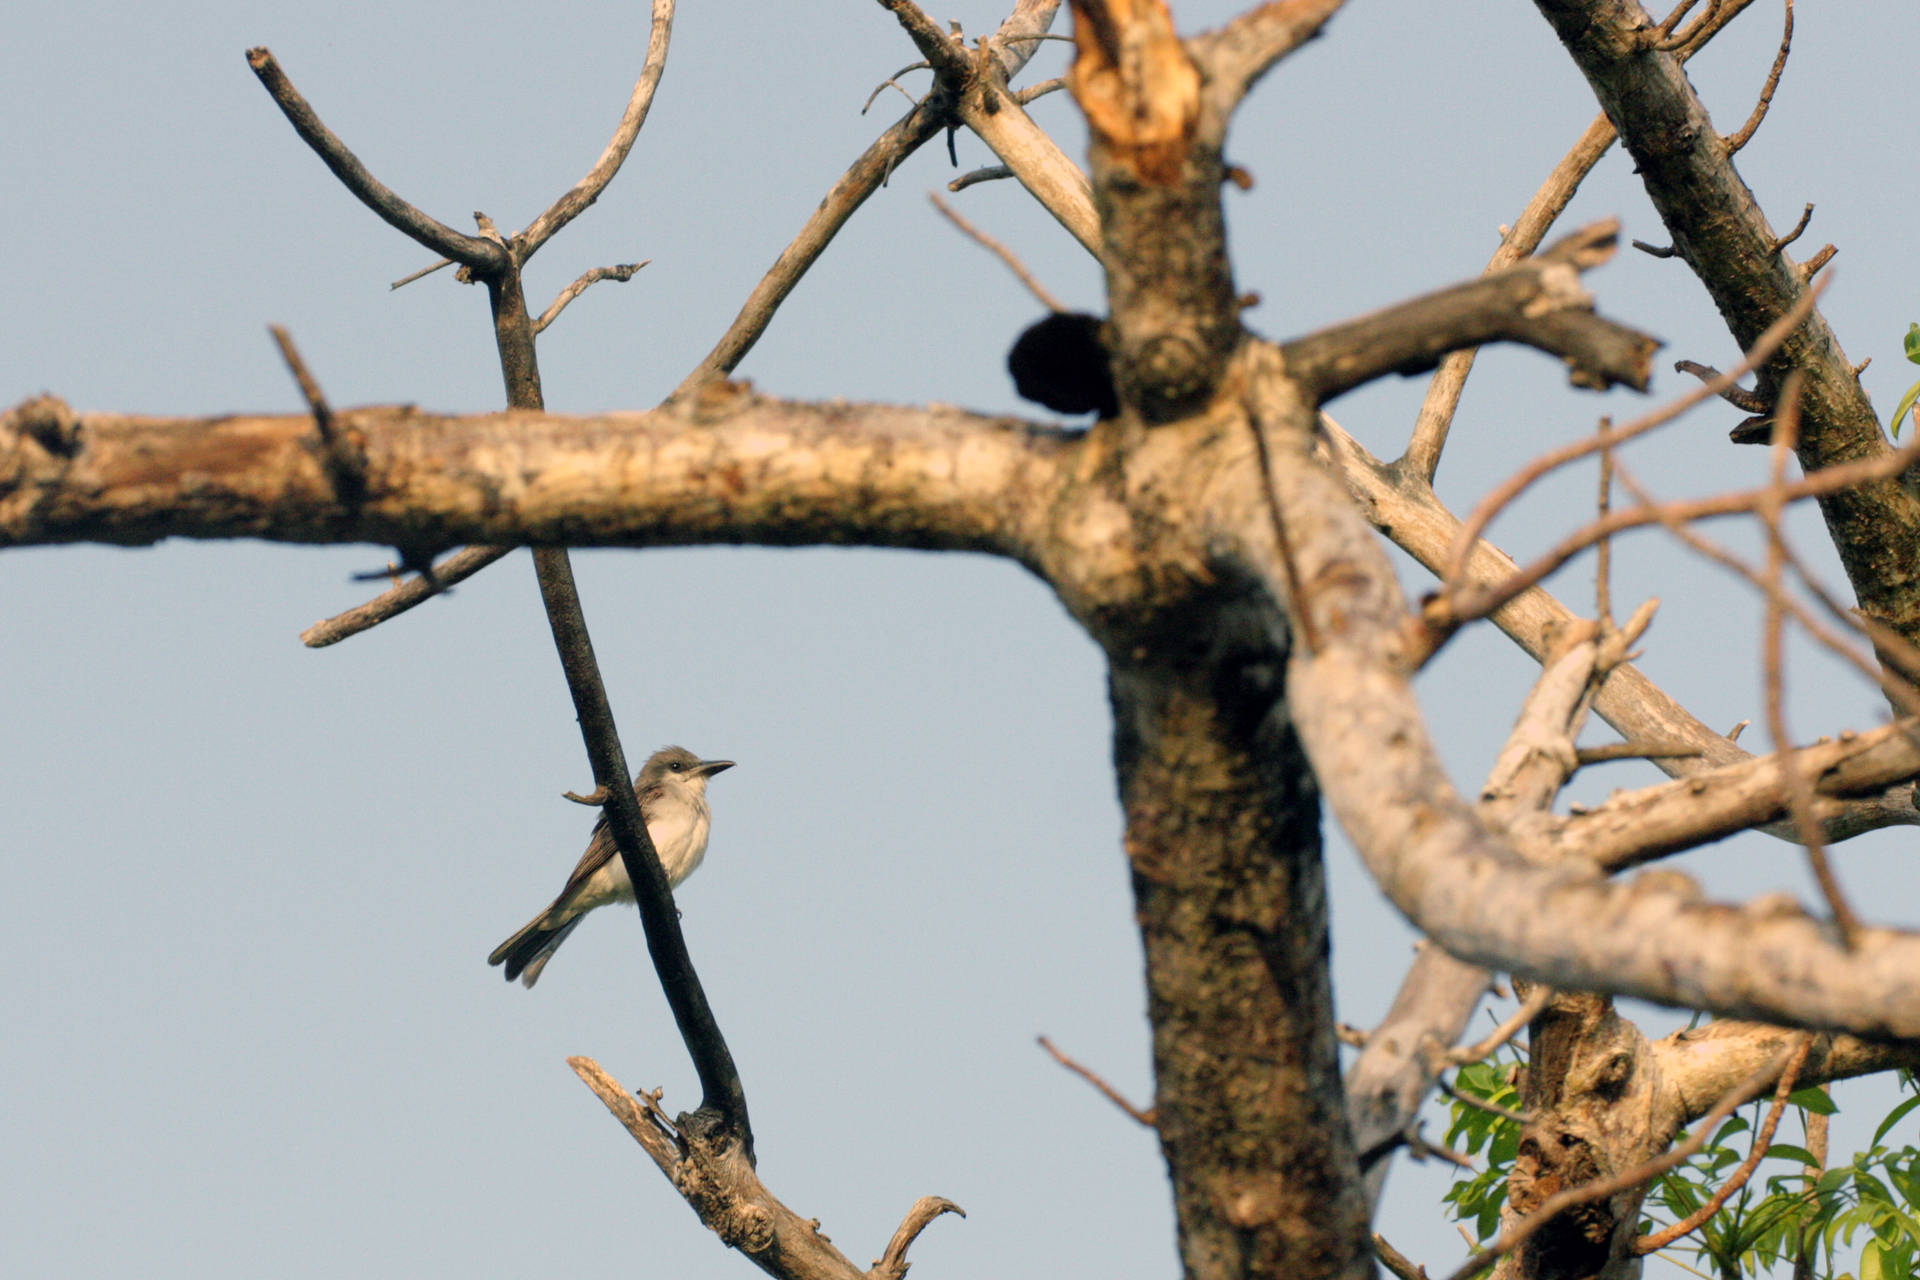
1280,221,1656,404
1320,417,1920,842
1544,720,1920,869
1535,0,1920,653
569,1057,958,1280
1238,343,1920,1042
1189,0,1346,115
1068,0,1240,421
245,48,509,272
0,396,1073,558
1651,1020,1920,1134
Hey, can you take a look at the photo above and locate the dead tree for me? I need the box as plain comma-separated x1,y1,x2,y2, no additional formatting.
6,3,1920,1279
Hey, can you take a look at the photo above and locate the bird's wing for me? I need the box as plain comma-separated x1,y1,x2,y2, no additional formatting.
546,780,673,908
548,814,619,907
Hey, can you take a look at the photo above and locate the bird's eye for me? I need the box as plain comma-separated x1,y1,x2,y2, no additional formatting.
669,761,683,771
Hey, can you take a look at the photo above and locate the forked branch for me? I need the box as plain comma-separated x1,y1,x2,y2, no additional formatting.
570,1057,963,1280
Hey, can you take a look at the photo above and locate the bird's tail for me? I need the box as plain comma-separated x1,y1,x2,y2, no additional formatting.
487,915,582,988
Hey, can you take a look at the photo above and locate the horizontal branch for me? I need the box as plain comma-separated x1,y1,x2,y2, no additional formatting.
1277,221,1658,405
0,394,1073,559
1651,1019,1920,1134
1544,720,1920,870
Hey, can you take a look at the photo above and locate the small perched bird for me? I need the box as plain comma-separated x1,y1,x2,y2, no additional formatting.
488,746,734,987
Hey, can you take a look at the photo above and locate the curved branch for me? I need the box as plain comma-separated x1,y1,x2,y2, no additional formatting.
515,0,675,259
1190,0,1347,115
871,1197,966,1280
245,48,508,272
1238,343,1920,1042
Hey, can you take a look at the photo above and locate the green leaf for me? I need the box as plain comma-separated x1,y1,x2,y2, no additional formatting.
1864,1237,1886,1280
1904,322,1920,365
1793,1085,1841,1115
1874,1094,1920,1145
1891,379,1920,438
1769,1144,1821,1166
1858,1172,1896,1207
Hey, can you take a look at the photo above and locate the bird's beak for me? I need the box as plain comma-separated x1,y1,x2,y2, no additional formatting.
695,759,735,777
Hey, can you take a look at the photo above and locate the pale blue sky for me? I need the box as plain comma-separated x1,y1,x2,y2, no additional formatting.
6,3,1919,1277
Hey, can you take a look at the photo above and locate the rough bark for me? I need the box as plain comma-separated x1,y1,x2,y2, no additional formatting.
1109,584,1372,1280
1535,0,1920,652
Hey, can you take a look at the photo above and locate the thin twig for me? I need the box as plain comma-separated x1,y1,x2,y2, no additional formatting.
1723,0,1793,153
1797,243,1837,281
268,325,366,505
1651,0,1712,49
1433,1074,1530,1126
673,94,949,397
1596,419,1615,627
1758,381,1863,946
949,163,1013,191
1609,462,1920,723
1400,0,1744,482
1442,1046,1796,1280
514,0,675,260
301,545,512,647
1014,75,1067,105
1374,1233,1431,1280
864,61,932,114
1673,358,1770,412
1439,985,1554,1067
1442,431,1920,636
533,261,650,335
1444,282,1824,588
1633,1034,1816,1253
928,193,1064,312
1037,1035,1156,1127
872,1197,967,1280
390,257,453,290
1769,202,1814,255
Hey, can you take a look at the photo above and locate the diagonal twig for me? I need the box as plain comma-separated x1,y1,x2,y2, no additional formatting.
515,0,676,260
1038,1035,1156,1127
929,193,1063,312
1632,1034,1816,1253
534,262,650,335
1722,0,1792,153
1443,1045,1797,1280
1757,381,1863,946
246,48,508,271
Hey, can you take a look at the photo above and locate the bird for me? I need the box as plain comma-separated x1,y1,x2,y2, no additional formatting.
488,746,734,987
